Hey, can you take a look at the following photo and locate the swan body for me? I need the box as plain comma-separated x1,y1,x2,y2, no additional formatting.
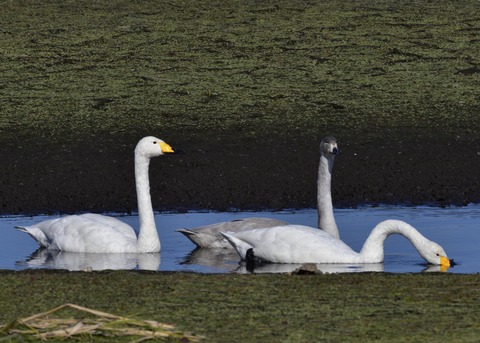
221,219,451,266
177,136,340,248
16,136,178,253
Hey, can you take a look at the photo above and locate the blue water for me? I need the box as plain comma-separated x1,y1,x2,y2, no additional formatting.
1,205,478,274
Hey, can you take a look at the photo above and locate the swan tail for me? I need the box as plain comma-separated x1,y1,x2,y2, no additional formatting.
176,228,205,248
15,226,28,233
176,228,197,238
177,228,230,248
220,232,254,260
15,226,50,248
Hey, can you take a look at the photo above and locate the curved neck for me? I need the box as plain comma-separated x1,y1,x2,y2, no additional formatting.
317,154,339,238
359,220,430,263
134,154,160,252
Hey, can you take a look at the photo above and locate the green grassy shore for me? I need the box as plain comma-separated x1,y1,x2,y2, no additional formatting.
1,271,479,342
1,1,480,341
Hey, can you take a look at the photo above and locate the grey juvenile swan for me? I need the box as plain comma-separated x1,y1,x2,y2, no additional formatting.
177,136,340,248
16,136,179,253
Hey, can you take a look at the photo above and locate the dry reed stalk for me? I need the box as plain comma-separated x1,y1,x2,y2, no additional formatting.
0,303,202,341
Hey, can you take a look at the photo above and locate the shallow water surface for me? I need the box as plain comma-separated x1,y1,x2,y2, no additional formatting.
0,205,478,274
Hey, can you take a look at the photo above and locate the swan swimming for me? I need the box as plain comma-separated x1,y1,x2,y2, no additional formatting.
16,136,179,253
176,136,340,248
221,219,451,267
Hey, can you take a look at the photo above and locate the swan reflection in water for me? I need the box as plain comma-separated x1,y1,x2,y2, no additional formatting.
17,248,451,274
180,248,240,272
17,249,161,271
235,262,449,274
235,262,385,274
180,249,386,273
181,248,451,274
181,249,388,274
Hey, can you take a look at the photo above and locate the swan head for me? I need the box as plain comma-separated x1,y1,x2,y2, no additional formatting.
320,136,339,159
421,240,451,267
135,136,178,158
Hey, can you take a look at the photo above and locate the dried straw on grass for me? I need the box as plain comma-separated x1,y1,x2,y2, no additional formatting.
0,303,202,341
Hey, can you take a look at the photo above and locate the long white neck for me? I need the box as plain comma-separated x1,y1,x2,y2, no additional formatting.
359,220,431,263
317,154,339,238
134,153,160,252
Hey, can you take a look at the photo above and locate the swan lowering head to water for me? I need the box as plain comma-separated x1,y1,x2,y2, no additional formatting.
16,136,180,253
176,135,341,248
221,219,451,267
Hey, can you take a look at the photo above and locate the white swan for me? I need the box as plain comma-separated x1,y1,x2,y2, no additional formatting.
221,219,451,267
176,136,340,248
16,136,179,253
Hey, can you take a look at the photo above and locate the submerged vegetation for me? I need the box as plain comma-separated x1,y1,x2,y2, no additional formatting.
1,0,480,138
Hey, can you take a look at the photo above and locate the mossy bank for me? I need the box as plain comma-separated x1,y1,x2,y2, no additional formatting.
1,271,480,342
1,0,479,137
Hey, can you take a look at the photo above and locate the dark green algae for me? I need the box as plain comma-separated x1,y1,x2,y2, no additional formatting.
1,0,480,139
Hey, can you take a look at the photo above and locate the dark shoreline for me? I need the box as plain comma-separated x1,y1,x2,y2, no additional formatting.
2,127,479,215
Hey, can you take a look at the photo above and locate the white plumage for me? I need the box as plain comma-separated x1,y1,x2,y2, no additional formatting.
221,219,451,267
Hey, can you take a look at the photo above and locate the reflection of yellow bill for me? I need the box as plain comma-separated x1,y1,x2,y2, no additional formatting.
439,264,450,273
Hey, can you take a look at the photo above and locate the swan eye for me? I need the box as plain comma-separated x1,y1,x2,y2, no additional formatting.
153,141,157,144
